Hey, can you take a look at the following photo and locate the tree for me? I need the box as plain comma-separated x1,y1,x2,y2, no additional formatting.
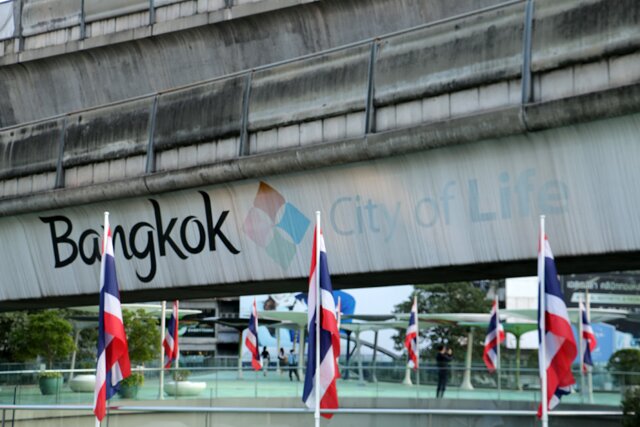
123,309,160,365
392,282,492,363
9,310,75,368
0,312,28,362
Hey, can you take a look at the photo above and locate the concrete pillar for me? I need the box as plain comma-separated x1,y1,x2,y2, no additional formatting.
355,331,364,385
298,326,305,381
237,329,244,380
69,327,81,380
460,328,474,390
371,331,379,383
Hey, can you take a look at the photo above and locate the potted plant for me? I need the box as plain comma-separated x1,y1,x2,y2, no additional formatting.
622,386,640,427
118,372,144,398
166,369,205,397
173,369,191,382
38,371,63,395
8,310,75,395
117,309,160,399
608,349,640,393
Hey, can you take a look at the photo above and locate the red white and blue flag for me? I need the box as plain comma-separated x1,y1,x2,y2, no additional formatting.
580,300,597,372
538,232,577,418
483,298,505,373
303,224,340,419
94,212,131,422
245,298,262,371
404,296,419,370
163,300,180,369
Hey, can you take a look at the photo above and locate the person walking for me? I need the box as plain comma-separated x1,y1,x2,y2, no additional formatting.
436,345,453,398
260,346,270,376
288,348,300,381
277,347,287,374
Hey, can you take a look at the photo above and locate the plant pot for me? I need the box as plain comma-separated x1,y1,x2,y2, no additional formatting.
164,381,206,397
39,377,62,395
69,374,96,392
118,385,139,399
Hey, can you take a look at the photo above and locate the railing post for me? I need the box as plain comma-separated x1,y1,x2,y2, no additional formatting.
364,40,379,135
238,71,253,157
54,118,67,189
14,0,24,53
79,0,86,40
149,0,155,26
145,96,159,174
520,0,535,105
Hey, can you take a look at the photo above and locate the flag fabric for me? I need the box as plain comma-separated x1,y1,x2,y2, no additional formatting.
163,300,180,369
580,300,597,372
94,213,131,422
303,225,340,419
404,297,419,370
245,298,262,371
538,233,577,418
483,298,505,373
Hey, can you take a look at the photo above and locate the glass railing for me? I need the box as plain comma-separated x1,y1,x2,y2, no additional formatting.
0,361,632,408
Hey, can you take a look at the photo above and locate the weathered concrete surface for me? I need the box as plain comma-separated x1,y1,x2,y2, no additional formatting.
0,0,506,127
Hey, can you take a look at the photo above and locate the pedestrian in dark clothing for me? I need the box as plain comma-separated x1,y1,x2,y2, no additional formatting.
288,349,300,381
436,345,453,398
261,346,270,376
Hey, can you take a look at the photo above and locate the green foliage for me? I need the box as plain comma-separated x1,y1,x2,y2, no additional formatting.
608,349,640,386
38,371,63,379
121,372,144,387
622,387,640,427
123,309,160,365
392,282,493,362
9,310,75,368
0,312,28,362
173,369,191,381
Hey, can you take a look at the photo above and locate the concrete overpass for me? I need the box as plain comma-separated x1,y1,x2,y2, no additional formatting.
1,0,640,309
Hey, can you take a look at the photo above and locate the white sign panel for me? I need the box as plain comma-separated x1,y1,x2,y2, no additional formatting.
2,113,640,302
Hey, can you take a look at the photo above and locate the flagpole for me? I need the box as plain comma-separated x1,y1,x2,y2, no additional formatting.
578,295,585,403
159,300,166,400
496,296,501,399
586,290,594,403
415,296,420,394
175,301,180,370
314,211,321,427
539,215,549,427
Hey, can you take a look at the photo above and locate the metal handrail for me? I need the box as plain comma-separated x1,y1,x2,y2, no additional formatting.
0,404,624,416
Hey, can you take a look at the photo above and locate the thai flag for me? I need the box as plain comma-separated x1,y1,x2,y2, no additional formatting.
303,224,340,419
404,296,419,370
245,298,262,371
483,298,505,373
163,300,180,369
537,231,577,418
94,213,131,422
580,300,597,372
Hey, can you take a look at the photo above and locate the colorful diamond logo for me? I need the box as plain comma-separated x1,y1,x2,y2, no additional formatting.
244,182,311,270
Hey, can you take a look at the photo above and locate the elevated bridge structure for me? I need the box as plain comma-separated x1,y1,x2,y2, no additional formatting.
0,0,640,309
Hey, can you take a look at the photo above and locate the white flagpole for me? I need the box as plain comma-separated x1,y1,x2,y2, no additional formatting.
159,300,166,400
578,295,585,402
496,295,501,399
539,215,549,427
586,290,594,403
415,296,420,390
175,301,180,370
314,211,321,427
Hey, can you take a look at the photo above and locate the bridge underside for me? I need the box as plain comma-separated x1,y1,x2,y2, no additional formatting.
4,251,640,311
